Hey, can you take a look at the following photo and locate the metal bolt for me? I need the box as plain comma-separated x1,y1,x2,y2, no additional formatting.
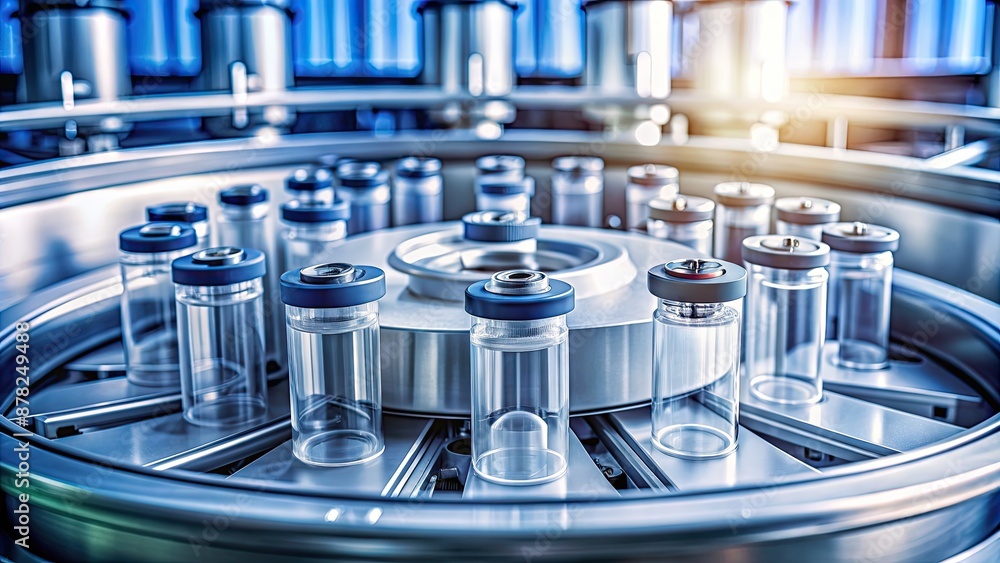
673,197,688,211
851,222,870,236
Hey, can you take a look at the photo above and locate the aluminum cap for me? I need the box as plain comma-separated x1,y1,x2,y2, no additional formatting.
463,211,541,242
465,270,575,321
280,200,351,223
337,161,389,188
647,259,747,303
647,195,715,223
146,202,208,224
475,154,525,174
479,177,535,195
713,182,775,207
822,222,900,253
396,157,443,178
220,184,269,206
774,197,841,225
552,156,605,176
286,167,334,192
280,263,386,308
119,223,197,253
627,164,679,187
742,235,831,269
172,247,266,286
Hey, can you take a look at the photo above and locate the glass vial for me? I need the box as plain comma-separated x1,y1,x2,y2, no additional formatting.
646,195,715,255
625,164,679,230
822,222,900,370
466,270,575,486
774,197,841,242
551,155,604,227
713,182,775,264
281,263,387,466
286,166,336,205
279,200,351,273
336,161,391,235
743,235,830,405
172,247,268,427
476,178,536,215
394,156,444,226
119,223,198,387
647,259,746,459
146,202,210,248
216,185,285,371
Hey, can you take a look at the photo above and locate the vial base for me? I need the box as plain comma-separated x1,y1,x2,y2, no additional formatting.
127,365,180,387
184,396,268,428
127,330,181,387
473,449,568,486
653,424,736,460
749,374,823,405
836,340,890,371
294,430,385,467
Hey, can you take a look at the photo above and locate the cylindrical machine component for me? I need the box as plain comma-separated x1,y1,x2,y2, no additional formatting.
146,202,211,249
713,182,775,264
462,210,541,243
172,247,268,427
18,0,131,104
550,156,605,227
476,178,535,215
626,164,679,230
335,161,391,236
118,223,198,387
280,263,387,466
582,0,672,99
418,0,517,97
646,196,715,255
216,185,284,370
465,270,575,485
689,0,789,102
743,235,830,405
279,200,351,273
286,167,336,205
475,155,525,189
774,197,842,242
393,157,444,226
647,259,746,459
822,222,900,371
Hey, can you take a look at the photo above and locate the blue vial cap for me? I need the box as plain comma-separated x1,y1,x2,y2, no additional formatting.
337,161,389,188
465,270,575,321
119,223,198,253
286,167,334,192
147,202,209,223
280,200,351,223
479,177,535,196
647,259,747,304
280,264,386,308
220,184,269,206
172,247,266,286
463,211,540,243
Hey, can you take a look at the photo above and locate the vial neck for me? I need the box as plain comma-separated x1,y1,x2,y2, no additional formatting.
658,300,723,319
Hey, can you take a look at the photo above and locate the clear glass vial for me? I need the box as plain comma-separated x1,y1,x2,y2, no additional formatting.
625,164,679,230
646,195,716,255
476,177,536,215
146,202,210,248
551,155,604,227
279,200,351,273
280,263,387,466
216,185,285,371
286,166,336,205
394,156,444,226
743,235,830,405
119,223,198,387
822,222,900,370
713,182,775,264
465,270,575,486
172,247,268,427
336,161,391,235
774,197,841,242
475,154,525,191
647,259,746,459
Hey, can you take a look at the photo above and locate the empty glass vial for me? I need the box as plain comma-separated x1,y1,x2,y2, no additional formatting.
279,200,351,273
626,164,680,230
476,178,536,215
475,154,525,191
286,166,336,205
646,195,716,255
822,222,900,370
551,156,604,227
713,182,775,264
216,185,284,371
774,196,841,242
172,247,268,427
336,161,391,235
146,202,210,248
743,235,830,405
119,223,198,387
281,263,387,466
394,156,444,226
648,259,746,459
466,270,575,486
